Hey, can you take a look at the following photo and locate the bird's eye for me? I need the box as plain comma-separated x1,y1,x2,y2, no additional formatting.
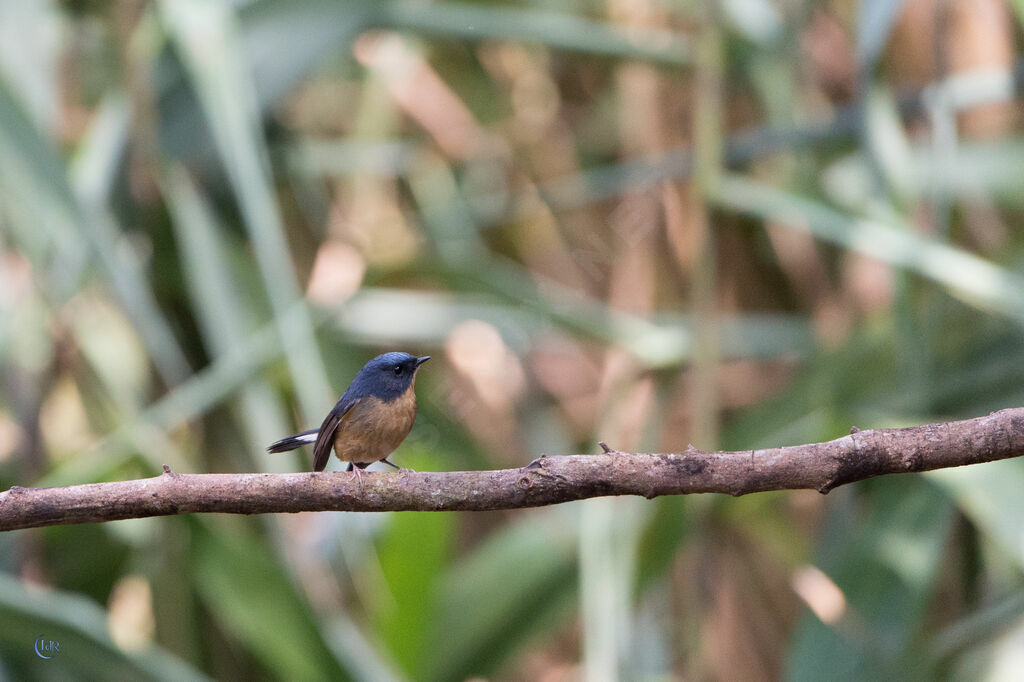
393,364,403,376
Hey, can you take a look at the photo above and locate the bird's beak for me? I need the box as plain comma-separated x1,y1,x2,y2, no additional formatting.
415,356,431,368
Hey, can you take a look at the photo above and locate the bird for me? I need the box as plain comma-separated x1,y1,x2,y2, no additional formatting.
267,352,430,482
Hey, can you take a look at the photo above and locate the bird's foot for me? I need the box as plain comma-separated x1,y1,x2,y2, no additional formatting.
381,458,414,473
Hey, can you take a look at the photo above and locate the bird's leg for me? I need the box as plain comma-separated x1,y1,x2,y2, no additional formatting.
381,458,414,473
347,462,372,485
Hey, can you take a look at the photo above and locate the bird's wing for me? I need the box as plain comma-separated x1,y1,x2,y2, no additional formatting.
312,394,360,472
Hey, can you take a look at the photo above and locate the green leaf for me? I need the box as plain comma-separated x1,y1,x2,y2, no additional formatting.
159,0,331,417
786,477,954,680
191,519,346,680
426,510,577,681
371,512,453,675
385,1,690,64
857,0,911,68
0,569,209,681
160,163,292,470
0,77,191,385
715,174,1024,324
928,459,1024,567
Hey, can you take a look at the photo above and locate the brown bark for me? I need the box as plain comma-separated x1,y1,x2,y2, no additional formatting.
3,408,1024,531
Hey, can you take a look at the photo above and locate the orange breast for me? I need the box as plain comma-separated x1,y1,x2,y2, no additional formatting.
332,385,418,464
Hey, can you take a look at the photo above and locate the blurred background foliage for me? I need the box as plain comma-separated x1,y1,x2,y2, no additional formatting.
3,0,1024,679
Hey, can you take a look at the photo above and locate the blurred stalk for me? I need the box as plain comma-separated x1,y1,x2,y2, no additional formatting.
159,164,292,471
928,589,1024,666
38,302,313,487
324,616,409,682
916,1,956,410
0,0,59,132
384,1,691,66
579,498,627,682
70,94,193,386
159,0,331,418
680,3,723,677
473,111,861,227
470,61,1020,228
715,174,1024,324
0,73,191,387
581,25,681,678
690,0,722,452
926,0,956,242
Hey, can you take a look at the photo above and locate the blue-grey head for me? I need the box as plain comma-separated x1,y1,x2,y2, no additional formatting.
349,352,431,402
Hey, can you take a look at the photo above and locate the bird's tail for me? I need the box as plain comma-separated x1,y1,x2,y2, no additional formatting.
267,428,318,453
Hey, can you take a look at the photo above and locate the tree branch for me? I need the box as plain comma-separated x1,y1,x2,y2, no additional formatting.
3,408,1024,531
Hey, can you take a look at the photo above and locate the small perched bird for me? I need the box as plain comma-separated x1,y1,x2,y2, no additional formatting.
267,352,430,481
